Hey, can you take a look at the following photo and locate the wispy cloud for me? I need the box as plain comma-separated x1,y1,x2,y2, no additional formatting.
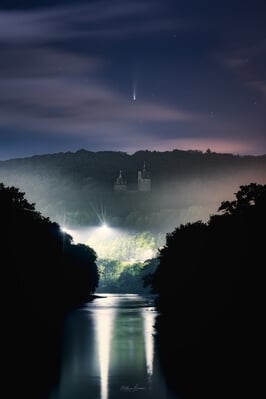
0,76,195,131
0,2,197,150
0,0,184,44
0,46,101,78
0,1,265,157
222,55,249,69
247,80,266,96
0,44,196,140
220,40,266,98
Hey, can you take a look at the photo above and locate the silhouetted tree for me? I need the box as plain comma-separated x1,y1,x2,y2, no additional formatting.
150,183,266,399
218,182,266,215
1,182,98,315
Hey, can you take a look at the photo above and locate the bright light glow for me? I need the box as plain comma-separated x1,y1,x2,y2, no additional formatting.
60,225,73,236
99,223,110,232
59,226,161,262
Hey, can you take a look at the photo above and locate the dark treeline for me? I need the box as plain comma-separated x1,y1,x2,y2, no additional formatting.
0,149,265,231
150,183,266,398
1,183,99,398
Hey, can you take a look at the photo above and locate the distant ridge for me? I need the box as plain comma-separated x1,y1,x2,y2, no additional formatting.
1,148,266,164
1,148,265,186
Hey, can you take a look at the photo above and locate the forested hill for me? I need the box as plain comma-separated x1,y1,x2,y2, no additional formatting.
1,149,266,183
0,149,265,231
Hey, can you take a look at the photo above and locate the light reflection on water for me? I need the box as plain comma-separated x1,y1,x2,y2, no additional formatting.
50,294,176,399
96,307,115,399
143,308,155,378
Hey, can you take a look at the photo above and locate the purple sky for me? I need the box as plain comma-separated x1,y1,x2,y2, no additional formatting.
0,0,265,159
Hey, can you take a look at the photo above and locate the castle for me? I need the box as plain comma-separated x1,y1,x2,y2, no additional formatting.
113,170,127,191
113,163,151,192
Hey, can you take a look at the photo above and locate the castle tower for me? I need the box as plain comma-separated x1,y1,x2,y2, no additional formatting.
114,170,127,191
138,162,151,192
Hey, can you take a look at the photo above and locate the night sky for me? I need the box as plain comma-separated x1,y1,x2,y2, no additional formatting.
0,0,265,160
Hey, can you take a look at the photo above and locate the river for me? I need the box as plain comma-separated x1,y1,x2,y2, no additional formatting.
49,294,177,399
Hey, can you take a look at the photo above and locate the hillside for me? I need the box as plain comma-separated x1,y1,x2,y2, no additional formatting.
0,149,265,232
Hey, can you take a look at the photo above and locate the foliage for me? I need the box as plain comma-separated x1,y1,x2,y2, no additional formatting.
88,230,163,261
218,182,266,215
97,257,159,293
0,182,99,317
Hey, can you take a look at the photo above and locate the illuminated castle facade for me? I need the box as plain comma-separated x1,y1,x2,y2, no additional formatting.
137,163,151,192
113,163,151,192
113,170,127,191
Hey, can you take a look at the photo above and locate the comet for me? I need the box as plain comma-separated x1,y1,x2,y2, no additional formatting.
133,79,137,101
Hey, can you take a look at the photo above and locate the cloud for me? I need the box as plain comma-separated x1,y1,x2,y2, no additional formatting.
247,81,266,97
0,75,195,130
0,46,101,78
0,1,265,157
0,0,184,44
0,43,196,141
220,39,265,63
222,56,249,69
0,41,263,155
0,1,197,151
0,9,57,43
220,41,266,98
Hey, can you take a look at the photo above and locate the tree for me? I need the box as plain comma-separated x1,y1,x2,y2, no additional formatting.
1,182,99,315
149,183,266,398
218,183,266,215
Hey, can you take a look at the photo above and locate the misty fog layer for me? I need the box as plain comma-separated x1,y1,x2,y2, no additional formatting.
0,150,265,236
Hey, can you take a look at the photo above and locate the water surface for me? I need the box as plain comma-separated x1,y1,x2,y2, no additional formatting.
50,294,176,399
